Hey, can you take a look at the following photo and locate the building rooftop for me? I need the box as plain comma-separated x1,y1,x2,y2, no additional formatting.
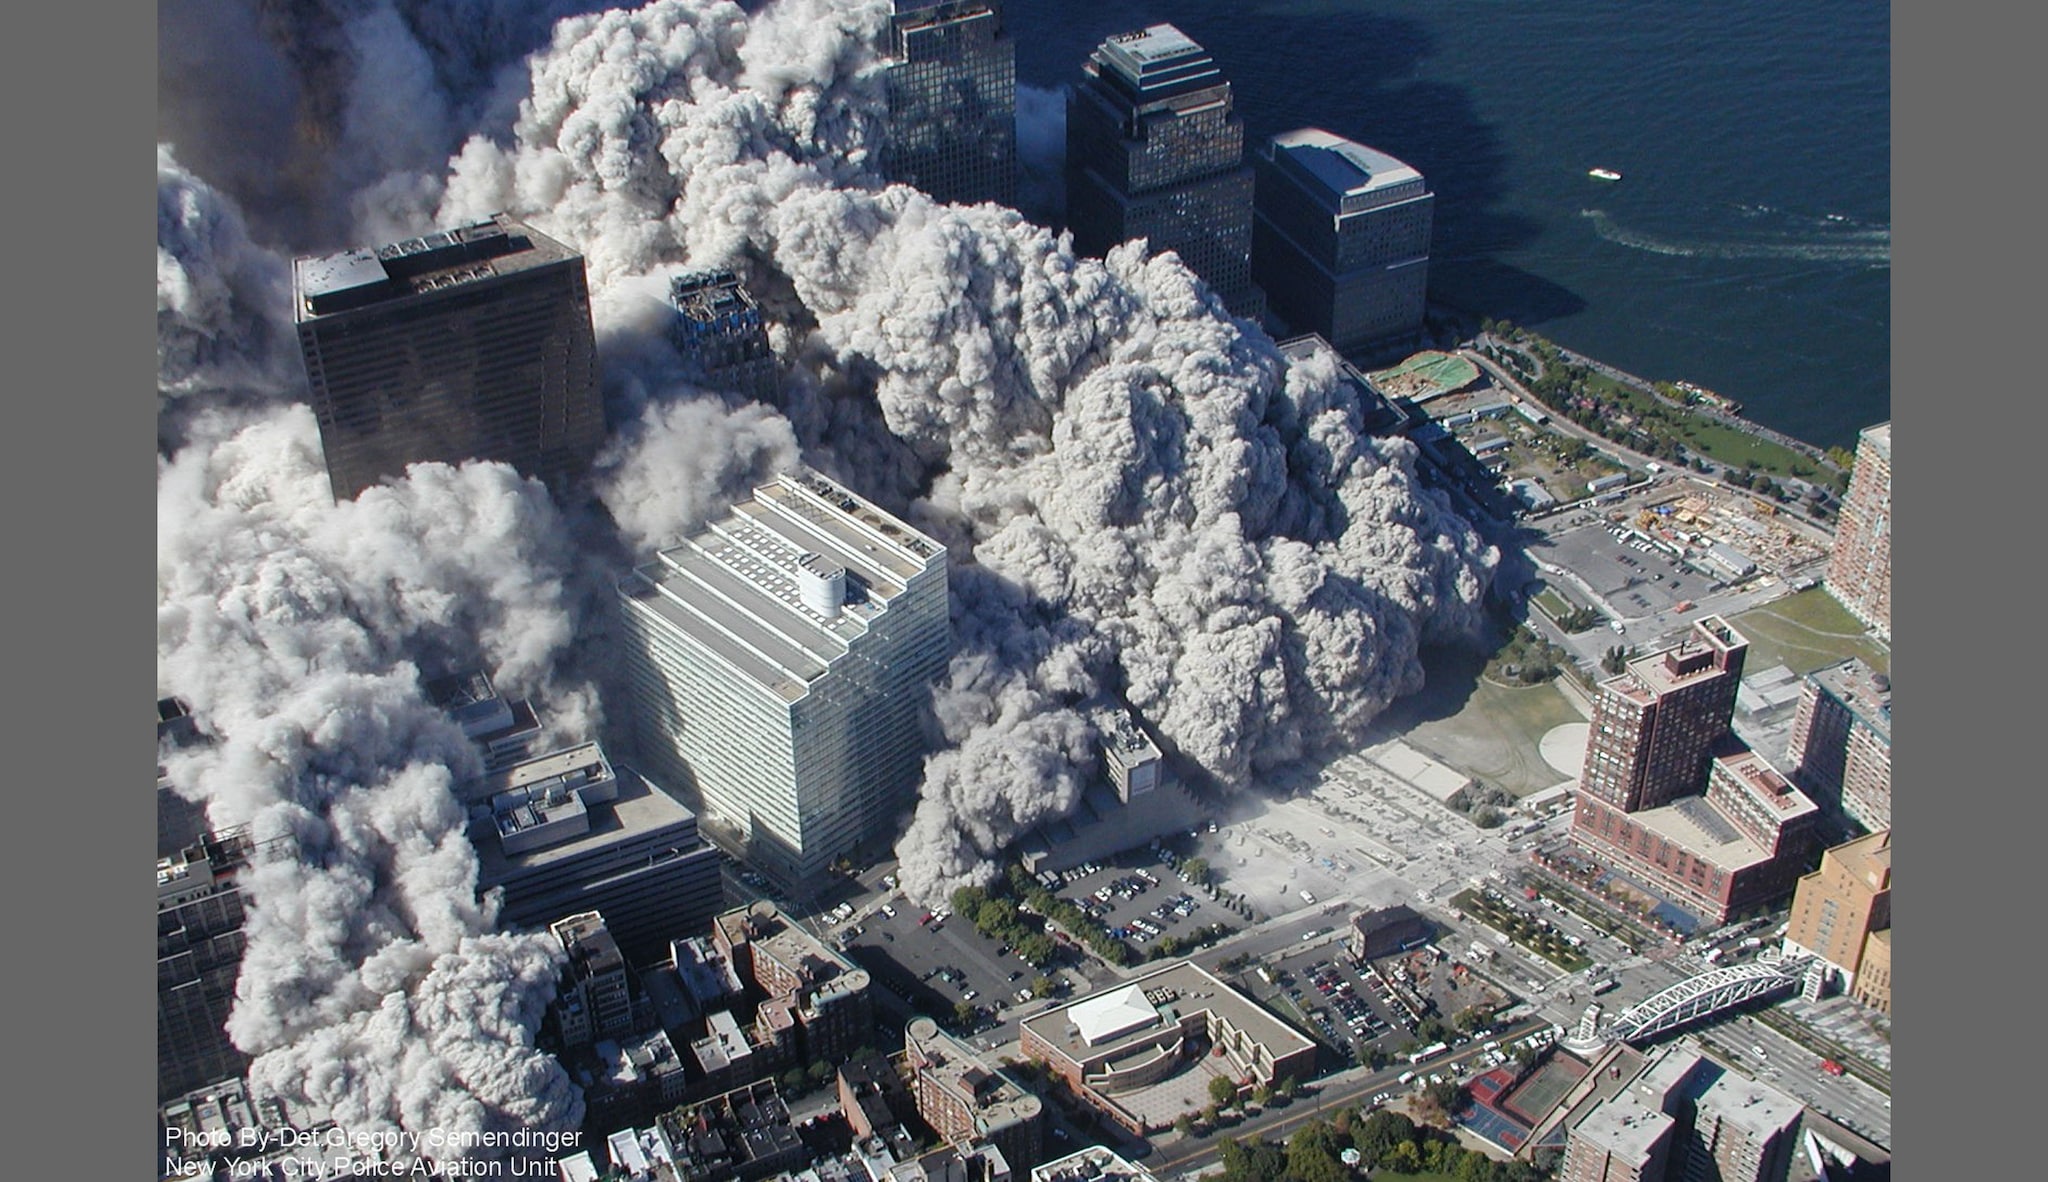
464,742,614,806
1031,1146,1165,1182
1712,745,1818,818
621,469,944,705
1094,706,1161,771
1807,658,1891,744
1266,127,1426,211
1858,421,1890,462
906,1017,1042,1135
1089,24,1226,107
1021,960,1314,1065
1611,616,1747,702
716,901,870,1009
1690,1064,1804,1139
671,269,760,321
1622,797,1773,874
293,213,579,320
470,764,701,884
1829,829,1892,891
1571,1092,1674,1164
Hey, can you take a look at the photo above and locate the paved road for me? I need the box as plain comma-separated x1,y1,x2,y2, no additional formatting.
1145,1016,1554,1179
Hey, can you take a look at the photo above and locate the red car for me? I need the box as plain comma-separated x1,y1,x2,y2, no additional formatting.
919,911,935,926
1820,1060,1846,1077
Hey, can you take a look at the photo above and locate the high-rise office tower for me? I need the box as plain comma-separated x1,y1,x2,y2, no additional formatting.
881,1,1018,207
1579,617,1748,815
1065,24,1265,320
670,270,778,404
616,469,951,885
1824,422,1890,640
1252,128,1433,356
1784,658,1892,834
292,213,605,502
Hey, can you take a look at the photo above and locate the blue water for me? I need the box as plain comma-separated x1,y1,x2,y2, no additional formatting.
1005,0,1889,451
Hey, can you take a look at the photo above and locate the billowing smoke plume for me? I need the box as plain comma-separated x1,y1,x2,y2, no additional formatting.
429,0,1496,903
156,404,589,1155
157,147,297,412
159,0,1497,1143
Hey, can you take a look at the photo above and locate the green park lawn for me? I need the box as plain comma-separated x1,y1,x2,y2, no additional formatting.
1732,588,1890,676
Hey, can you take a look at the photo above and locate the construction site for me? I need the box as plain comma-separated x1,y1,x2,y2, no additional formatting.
1598,480,1832,583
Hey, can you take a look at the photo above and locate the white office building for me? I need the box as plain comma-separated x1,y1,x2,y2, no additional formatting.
617,469,951,885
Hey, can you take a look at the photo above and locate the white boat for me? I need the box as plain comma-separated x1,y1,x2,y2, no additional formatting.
1588,168,1623,182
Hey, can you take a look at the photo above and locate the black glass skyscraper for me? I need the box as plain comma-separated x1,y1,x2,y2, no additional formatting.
1065,24,1265,320
1253,128,1434,357
292,214,605,502
881,1,1018,207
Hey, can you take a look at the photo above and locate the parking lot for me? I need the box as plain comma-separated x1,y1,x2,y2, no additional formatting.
1040,850,1230,953
1534,522,1716,620
837,890,1102,1050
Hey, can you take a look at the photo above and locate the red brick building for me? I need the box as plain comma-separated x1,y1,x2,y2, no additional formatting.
1569,619,1818,924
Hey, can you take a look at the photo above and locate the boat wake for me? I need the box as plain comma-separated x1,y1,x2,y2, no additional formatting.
1579,209,1890,264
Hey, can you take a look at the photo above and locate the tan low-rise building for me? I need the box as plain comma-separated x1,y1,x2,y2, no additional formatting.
1019,961,1314,1134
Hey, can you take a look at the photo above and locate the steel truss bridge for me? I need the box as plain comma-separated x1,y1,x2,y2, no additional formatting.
1603,955,1813,1044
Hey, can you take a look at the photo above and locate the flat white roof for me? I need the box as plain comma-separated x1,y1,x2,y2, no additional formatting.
1270,127,1423,197
1069,983,1160,1046
622,469,944,704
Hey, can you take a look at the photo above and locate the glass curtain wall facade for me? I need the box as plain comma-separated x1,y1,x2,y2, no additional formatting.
882,1,1018,207
1065,24,1265,320
292,214,605,502
616,471,951,886
1252,128,1433,356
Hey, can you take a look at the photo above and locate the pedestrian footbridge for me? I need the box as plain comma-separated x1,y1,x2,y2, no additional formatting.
1603,956,1812,1044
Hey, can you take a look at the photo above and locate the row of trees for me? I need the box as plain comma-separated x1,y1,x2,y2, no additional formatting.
950,885,1062,967
1214,1107,1556,1182
1000,865,1136,966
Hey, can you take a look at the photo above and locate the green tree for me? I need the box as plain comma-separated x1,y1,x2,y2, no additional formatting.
1250,1083,1273,1107
975,897,1018,934
1285,1122,1349,1182
1184,857,1210,886
951,885,989,918
1209,1074,1240,1109
1454,1004,1495,1032
1019,930,1056,966
1174,1115,1195,1137
1217,1136,1287,1182
1031,975,1058,999
954,1001,976,1028
1455,1146,1498,1182
807,1060,832,1086
1352,1110,1419,1168
780,1068,808,1095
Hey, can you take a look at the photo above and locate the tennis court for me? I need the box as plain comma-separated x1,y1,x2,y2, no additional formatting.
1501,1056,1589,1125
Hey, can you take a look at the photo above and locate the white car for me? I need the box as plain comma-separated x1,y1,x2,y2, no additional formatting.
879,905,897,918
